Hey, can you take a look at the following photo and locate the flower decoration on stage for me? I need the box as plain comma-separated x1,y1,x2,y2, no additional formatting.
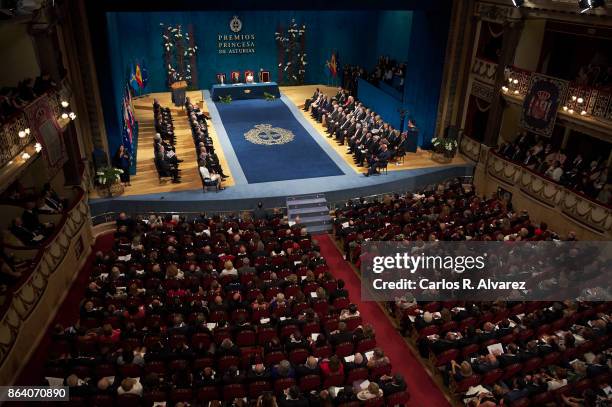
263,92,276,101
275,19,307,85
96,167,124,187
160,22,199,88
431,137,458,158
245,124,294,146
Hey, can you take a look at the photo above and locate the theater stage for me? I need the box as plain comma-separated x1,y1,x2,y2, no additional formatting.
90,85,471,216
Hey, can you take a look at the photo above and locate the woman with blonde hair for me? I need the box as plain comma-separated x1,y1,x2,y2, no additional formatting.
220,260,237,277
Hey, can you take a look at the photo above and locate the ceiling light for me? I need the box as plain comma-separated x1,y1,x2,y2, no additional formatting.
21,152,30,160
35,143,43,153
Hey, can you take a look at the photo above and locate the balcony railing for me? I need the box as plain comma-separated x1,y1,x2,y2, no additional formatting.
0,186,89,369
0,80,70,170
458,134,611,236
505,66,612,122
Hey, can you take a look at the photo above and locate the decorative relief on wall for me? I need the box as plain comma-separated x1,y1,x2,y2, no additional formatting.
471,80,495,103
475,3,514,23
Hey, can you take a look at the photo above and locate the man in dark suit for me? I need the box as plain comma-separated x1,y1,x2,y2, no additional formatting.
365,144,391,176
155,152,181,183
329,322,353,346
246,363,271,383
295,356,321,378
278,386,309,407
337,117,356,144
329,280,348,302
10,217,40,245
379,374,407,395
304,88,320,111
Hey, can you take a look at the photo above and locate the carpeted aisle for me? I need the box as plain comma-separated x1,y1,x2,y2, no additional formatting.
215,99,344,183
317,233,451,407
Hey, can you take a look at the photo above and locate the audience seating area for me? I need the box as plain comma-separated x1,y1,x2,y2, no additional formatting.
0,74,57,124
333,179,611,406
498,133,611,206
40,213,409,406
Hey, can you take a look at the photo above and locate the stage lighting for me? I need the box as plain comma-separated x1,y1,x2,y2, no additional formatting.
35,143,43,153
578,0,605,13
512,0,525,7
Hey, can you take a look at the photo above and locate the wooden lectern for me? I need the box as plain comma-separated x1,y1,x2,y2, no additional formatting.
170,80,188,107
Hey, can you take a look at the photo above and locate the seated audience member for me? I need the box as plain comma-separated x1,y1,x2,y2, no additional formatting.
367,348,390,368
357,382,383,401
319,355,344,378
117,378,143,396
379,373,407,395
10,217,44,245
279,386,309,407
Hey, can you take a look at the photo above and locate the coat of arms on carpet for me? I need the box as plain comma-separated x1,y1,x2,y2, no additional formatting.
244,123,295,146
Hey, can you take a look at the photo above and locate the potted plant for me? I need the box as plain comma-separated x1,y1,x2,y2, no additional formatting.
219,95,232,104
96,167,125,197
263,92,276,101
431,137,458,163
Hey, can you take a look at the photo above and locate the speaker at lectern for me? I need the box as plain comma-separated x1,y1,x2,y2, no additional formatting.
170,80,188,107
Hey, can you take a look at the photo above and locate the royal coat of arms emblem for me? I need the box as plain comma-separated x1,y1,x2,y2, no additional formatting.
230,16,242,33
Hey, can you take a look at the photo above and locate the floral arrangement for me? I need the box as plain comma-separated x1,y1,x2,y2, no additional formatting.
275,19,307,85
160,23,198,88
96,167,123,187
431,137,458,158
263,92,276,101
219,95,232,104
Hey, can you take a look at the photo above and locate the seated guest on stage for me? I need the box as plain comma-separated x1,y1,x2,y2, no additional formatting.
199,160,224,191
365,143,391,176
336,116,356,145
155,151,181,183
325,105,343,134
304,88,320,111
245,72,254,83
231,72,240,83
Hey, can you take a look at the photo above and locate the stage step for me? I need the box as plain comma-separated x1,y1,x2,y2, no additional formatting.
286,194,332,234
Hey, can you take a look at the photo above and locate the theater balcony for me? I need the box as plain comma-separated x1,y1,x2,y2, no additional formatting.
0,79,94,384
502,65,612,144
459,134,612,240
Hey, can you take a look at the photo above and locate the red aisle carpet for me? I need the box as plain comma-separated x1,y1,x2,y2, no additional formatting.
317,234,451,407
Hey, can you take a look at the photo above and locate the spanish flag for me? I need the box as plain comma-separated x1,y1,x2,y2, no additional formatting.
135,63,144,88
327,51,338,78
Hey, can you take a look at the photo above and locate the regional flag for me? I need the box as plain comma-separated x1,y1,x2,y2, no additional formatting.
129,64,139,93
135,63,144,88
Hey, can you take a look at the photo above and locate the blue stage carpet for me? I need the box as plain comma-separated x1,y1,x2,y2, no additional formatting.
214,99,344,183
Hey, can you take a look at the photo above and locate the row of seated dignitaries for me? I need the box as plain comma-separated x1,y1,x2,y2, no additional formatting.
304,88,417,176
41,212,410,406
153,100,184,183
